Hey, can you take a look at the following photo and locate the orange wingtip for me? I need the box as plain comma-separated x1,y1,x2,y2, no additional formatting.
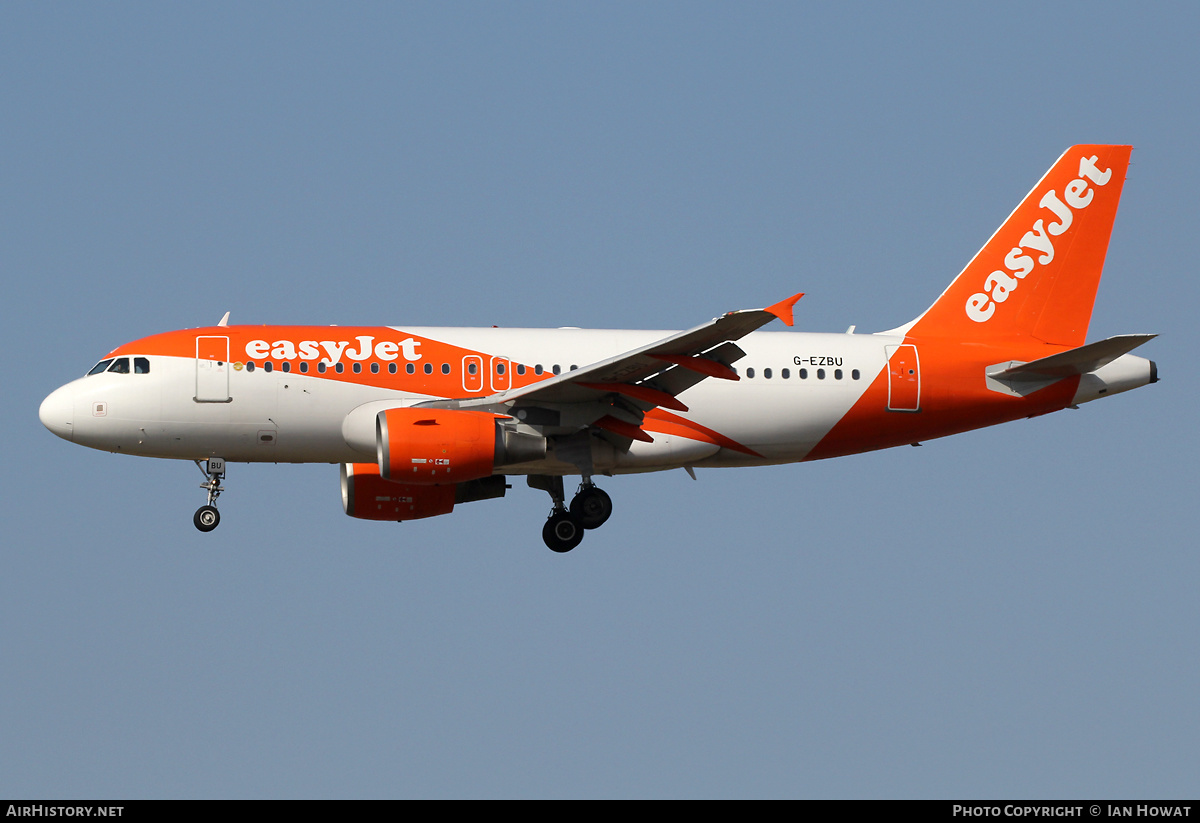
765,292,804,327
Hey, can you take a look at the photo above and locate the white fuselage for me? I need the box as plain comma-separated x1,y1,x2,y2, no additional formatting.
42,327,893,472
40,325,1153,477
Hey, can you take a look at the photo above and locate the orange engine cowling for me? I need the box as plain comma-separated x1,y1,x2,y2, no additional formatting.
377,408,497,484
376,407,546,485
341,462,507,522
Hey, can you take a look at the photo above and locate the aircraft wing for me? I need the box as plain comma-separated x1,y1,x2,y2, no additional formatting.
442,293,803,439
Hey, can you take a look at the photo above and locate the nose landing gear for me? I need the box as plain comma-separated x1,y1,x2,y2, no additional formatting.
193,458,225,532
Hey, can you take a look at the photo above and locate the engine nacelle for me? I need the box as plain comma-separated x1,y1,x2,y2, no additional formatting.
341,462,507,522
376,407,546,485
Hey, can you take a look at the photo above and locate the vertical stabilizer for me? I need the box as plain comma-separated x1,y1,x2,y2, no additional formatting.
904,145,1131,347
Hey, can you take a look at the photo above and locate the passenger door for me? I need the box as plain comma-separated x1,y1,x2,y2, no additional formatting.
195,336,231,402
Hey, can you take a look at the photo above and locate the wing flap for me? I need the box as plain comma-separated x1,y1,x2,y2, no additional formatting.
651,354,740,380
577,382,689,412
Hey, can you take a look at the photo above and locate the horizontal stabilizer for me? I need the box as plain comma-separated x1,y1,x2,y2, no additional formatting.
989,334,1157,381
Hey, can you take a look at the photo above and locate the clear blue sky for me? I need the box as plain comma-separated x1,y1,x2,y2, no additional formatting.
2,2,1195,798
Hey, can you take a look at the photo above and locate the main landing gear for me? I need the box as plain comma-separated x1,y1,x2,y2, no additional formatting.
570,483,612,530
530,476,613,553
193,457,225,532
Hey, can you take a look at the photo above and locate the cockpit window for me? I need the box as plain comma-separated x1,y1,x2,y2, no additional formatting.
107,357,130,374
134,357,150,374
87,359,114,376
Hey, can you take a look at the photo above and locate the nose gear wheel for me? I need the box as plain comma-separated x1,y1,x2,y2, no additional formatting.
194,505,220,532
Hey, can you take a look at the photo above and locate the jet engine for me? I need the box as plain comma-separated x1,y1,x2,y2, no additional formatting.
376,407,545,485
341,462,508,522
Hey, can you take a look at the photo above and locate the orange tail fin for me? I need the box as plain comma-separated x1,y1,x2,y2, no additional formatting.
904,145,1131,347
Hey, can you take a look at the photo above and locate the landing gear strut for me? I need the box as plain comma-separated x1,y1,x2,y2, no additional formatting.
529,475,614,552
193,458,225,532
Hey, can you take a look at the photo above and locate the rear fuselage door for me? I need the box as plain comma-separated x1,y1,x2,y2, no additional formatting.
196,335,231,402
885,344,920,412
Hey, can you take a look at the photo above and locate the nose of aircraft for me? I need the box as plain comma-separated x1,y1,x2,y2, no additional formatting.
39,385,75,441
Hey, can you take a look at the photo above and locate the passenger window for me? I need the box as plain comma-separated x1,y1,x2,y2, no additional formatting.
370,363,379,374
764,368,772,379
442,363,450,375
552,365,561,375
516,364,526,376
317,363,327,373
388,363,396,374
746,367,755,378
334,363,343,374
852,369,861,380
107,358,130,374
535,365,544,375
406,363,415,374
88,359,114,376
817,368,826,380
134,357,150,374
282,362,291,373
782,368,790,379
352,363,361,374
300,362,309,373
799,368,808,379
247,362,256,372
423,363,433,375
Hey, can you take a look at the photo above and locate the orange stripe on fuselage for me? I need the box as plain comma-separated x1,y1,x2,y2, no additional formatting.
107,326,556,399
805,337,1079,461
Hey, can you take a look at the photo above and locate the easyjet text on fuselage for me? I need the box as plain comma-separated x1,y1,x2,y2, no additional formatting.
243,335,423,366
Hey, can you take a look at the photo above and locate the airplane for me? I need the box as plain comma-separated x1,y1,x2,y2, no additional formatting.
39,145,1157,552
